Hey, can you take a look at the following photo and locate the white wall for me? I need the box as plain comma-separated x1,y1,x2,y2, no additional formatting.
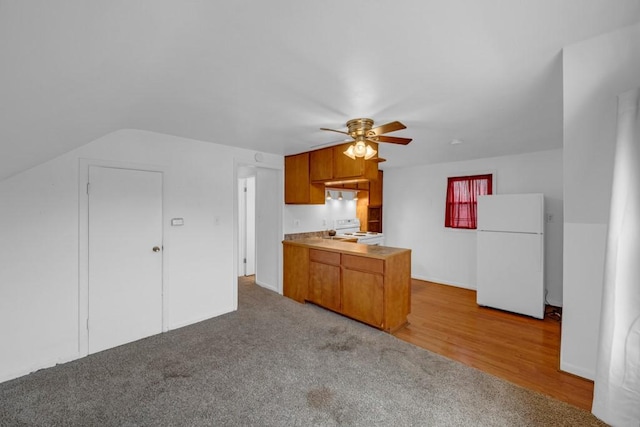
561,22,640,380
254,168,282,293
0,129,283,383
383,148,564,306
284,191,357,234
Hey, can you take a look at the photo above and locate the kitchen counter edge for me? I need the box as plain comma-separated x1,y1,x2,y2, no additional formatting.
282,238,410,259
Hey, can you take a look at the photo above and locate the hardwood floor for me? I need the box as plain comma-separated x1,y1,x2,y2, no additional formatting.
393,279,594,411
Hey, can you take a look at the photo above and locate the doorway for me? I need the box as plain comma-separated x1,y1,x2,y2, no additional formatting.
85,165,164,354
235,163,282,294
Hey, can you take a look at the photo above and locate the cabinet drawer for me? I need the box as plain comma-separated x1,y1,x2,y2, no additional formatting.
342,254,384,274
309,249,341,265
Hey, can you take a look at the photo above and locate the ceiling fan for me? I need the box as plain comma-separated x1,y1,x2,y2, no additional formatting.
320,118,412,160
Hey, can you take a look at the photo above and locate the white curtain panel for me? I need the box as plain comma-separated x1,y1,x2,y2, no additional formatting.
592,87,640,425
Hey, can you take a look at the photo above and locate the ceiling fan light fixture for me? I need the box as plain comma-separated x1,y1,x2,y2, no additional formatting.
364,144,377,160
353,139,367,157
323,117,410,160
343,145,356,160
344,137,376,160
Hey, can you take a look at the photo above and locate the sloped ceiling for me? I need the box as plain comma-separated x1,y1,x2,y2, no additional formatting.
1,1,639,180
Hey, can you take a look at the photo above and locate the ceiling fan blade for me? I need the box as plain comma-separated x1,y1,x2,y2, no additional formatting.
376,135,412,145
373,157,387,163
369,121,406,136
320,127,350,136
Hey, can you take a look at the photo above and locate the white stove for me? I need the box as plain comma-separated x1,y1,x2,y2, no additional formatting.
334,218,385,246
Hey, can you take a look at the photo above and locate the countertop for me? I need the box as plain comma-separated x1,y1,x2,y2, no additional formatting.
282,237,410,260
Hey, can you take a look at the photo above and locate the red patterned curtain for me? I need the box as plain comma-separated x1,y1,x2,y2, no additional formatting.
444,174,493,229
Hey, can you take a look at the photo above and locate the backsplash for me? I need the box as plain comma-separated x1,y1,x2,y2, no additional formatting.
284,231,326,240
284,197,357,234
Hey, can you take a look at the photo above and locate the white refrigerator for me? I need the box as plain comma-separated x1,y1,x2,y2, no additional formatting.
476,193,545,319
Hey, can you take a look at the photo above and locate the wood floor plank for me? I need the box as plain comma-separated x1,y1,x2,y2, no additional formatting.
393,280,594,411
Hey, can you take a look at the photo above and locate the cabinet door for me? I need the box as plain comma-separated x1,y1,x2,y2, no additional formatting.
285,153,325,204
310,147,333,181
308,250,341,311
283,244,308,303
309,261,341,311
361,170,382,232
333,143,366,179
342,268,384,328
369,170,383,206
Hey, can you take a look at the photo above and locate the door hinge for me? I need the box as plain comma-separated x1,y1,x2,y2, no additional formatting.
243,258,247,264
86,182,90,194
244,187,247,193
86,318,89,330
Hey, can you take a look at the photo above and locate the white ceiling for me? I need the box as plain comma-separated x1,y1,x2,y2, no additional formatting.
1,1,639,180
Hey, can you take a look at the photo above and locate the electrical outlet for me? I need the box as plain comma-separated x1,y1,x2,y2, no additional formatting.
294,219,300,227
545,213,553,223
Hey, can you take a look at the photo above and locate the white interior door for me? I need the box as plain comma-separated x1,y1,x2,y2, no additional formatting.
88,166,163,354
237,176,256,276
245,176,256,275
238,178,247,275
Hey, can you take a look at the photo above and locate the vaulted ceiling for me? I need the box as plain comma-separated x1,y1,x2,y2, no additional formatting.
1,1,639,180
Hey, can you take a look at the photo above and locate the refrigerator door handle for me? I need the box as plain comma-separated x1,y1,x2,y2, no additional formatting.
538,235,544,272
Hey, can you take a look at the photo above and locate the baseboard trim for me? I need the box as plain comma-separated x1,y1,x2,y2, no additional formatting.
411,275,475,290
167,307,235,331
0,353,78,385
560,361,595,381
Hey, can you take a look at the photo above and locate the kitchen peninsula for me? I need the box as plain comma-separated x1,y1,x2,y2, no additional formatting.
283,238,411,332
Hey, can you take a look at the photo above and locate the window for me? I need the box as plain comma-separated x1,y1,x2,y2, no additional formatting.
444,174,492,229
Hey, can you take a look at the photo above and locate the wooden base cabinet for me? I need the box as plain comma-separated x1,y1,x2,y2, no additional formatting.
282,240,411,332
342,268,384,328
283,244,309,303
308,249,341,312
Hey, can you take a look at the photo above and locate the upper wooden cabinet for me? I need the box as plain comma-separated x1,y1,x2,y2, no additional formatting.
352,182,370,190
369,170,383,206
310,142,378,184
309,147,333,181
285,144,379,204
284,153,325,204
332,142,366,180
356,170,383,232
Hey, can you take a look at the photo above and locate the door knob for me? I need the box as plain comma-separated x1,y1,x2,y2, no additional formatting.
152,246,161,252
